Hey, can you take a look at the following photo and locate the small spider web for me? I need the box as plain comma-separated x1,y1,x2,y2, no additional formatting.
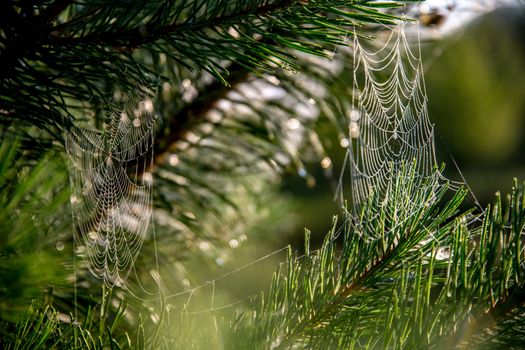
66,90,156,287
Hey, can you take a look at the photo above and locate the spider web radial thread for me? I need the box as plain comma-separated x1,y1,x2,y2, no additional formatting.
347,23,447,213
66,91,156,287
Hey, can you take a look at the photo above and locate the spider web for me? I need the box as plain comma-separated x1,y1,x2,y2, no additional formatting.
66,90,156,287
65,21,476,328
344,23,457,214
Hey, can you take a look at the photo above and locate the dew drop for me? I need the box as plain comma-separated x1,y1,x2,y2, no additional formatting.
321,157,332,169
350,122,360,138
215,257,225,266
349,110,360,121
88,231,99,241
229,239,239,248
198,241,210,251
142,171,153,184
143,99,154,113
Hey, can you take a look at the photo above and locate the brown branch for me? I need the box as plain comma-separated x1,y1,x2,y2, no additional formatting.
151,62,251,169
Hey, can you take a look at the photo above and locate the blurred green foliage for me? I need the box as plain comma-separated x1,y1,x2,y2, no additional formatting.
426,7,525,203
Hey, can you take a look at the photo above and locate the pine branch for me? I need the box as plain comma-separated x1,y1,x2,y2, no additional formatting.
275,231,402,349
222,173,525,349
51,0,295,48
441,183,525,348
1,0,403,142
48,0,400,84
232,167,468,348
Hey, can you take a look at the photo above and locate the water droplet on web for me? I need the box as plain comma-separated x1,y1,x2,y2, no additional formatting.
182,279,190,290
350,122,360,138
229,239,239,248
298,168,307,177
56,241,64,251
349,110,360,121
198,241,210,251
133,118,141,127
321,157,332,169
142,171,153,184
162,81,171,93
143,99,154,113
88,231,99,241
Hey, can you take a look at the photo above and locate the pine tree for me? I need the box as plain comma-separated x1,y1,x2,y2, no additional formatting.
1,1,524,349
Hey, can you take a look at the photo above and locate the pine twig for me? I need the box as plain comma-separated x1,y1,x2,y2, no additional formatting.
51,0,295,48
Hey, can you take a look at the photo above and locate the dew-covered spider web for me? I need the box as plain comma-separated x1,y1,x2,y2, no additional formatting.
66,90,156,287
65,87,290,314
340,23,463,215
65,21,478,323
